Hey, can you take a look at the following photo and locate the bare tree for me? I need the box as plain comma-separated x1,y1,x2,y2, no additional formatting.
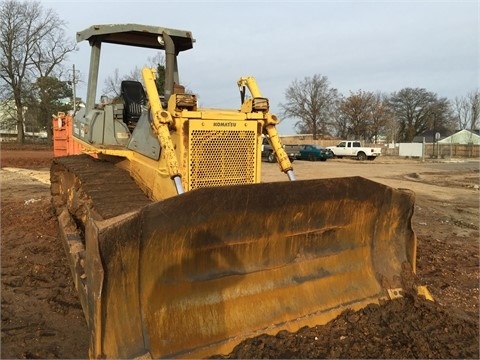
102,52,166,99
102,69,124,99
338,90,374,141
470,91,480,130
0,0,76,143
369,92,391,143
337,90,390,142
340,90,373,140
384,113,400,144
331,95,349,139
280,74,338,140
453,90,479,130
387,88,453,142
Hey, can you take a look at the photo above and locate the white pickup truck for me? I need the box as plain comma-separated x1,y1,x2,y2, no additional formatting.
327,141,382,160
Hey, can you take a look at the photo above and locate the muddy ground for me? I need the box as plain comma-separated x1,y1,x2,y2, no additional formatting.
1,143,479,359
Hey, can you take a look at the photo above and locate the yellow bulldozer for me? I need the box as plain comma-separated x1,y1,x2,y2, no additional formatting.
51,24,422,359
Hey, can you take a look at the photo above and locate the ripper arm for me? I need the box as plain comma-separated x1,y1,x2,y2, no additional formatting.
238,76,295,181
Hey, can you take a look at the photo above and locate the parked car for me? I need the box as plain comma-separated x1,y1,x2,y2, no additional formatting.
261,137,299,163
298,145,333,161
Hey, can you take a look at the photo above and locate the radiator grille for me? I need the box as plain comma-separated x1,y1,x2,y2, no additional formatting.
189,127,257,190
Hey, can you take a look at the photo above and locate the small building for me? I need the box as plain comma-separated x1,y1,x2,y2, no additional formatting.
437,129,480,145
412,129,455,143
410,129,479,158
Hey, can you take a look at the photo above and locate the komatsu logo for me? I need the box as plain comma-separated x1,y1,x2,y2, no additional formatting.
213,122,237,127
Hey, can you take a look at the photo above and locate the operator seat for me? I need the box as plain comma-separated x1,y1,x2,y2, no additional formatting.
121,80,146,130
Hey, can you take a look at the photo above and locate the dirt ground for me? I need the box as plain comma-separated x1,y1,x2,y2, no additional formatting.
1,143,479,359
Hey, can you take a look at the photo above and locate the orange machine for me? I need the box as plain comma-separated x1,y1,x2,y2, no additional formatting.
52,112,82,157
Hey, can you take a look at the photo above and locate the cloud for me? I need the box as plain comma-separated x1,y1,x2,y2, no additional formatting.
40,0,479,134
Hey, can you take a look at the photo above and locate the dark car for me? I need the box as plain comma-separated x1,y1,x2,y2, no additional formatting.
298,144,333,161
261,137,298,163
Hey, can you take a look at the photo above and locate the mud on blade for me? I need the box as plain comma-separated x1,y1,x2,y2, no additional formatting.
91,177,416,358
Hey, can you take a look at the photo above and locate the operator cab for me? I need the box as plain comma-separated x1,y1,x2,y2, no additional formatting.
121,80,146,131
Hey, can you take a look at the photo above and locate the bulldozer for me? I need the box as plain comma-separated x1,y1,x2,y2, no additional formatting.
51,24,423,359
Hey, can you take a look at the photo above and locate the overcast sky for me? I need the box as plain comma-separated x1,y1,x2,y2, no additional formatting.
39,0,479,134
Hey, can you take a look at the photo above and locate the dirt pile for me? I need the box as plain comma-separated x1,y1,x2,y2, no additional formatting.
221,294,478,359
217,262,479,359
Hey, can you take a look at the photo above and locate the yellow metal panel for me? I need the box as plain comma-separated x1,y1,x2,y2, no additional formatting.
196,111,251,120
180,109,266,120
187,120,260,190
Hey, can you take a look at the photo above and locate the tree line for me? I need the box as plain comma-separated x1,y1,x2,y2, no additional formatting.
0,0,76,143
1,0,478,144
282,75,479,142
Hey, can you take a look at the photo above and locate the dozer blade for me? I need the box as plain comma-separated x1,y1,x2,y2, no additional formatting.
75,176,416,359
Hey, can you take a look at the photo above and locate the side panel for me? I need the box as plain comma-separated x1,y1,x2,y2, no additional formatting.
127,111,161,160
72,106,131,146
52,113,83,156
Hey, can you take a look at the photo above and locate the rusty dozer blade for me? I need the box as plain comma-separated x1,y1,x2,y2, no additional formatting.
82,176,416,359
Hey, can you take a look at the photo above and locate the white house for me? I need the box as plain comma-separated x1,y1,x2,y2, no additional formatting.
437,129,480,145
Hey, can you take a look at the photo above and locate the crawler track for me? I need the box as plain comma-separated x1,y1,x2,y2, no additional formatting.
50,154,153,352
51,155,151,222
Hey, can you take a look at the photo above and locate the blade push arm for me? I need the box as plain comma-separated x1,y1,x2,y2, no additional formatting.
238,77,295,181
142,67,184,194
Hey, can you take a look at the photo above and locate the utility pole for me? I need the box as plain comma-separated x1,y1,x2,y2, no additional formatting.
73,64,76,114
69,64,80,115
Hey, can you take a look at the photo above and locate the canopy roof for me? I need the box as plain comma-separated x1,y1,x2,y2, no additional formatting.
76,23,195,52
